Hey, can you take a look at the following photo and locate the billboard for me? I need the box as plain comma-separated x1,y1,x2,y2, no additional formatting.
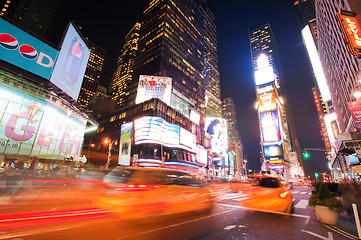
260,111,281,142
49,22,90,100
254,54,275,86
263,142,283,159
258,91,276,112
0,19,58,79
348,100,361,132
171,93,189,117
134,116,180,147
204,118,228,155
136,75,172,105
0,84,86,158
337,11,361,57
324,112,339,143
119,122,132,166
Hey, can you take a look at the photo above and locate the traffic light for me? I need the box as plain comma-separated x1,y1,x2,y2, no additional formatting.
302,151,310,159
315,173,319,178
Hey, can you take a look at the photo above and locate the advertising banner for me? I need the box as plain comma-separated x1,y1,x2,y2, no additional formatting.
135,75,172,105
0,84,86,157
260,111,281,142
49,22,90,100
348,101,361,132
204,118,228,155
0,19,58,79
263,142,283,159
337,11,361,57
119,122,132,166
134,116,180,147
258,91,276,112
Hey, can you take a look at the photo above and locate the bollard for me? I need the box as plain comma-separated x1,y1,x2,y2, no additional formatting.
352,203,361,239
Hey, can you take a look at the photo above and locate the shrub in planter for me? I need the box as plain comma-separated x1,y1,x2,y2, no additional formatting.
309,181,343,213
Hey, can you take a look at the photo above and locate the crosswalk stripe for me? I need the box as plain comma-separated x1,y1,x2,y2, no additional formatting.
294,199,308,209
300,192,307,194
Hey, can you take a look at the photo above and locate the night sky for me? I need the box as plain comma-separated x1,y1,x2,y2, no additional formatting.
53,0,328,175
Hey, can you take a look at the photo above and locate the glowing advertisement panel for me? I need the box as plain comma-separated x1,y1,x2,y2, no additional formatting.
348,100,361,132
263,142,283,159
49,22,90,100
0,84,86,157
134,116,179,147
337,11,361,57
136,75,172,105
302,25,331,101
197,146,207,165
254,66,275,86
257,91,276,112
260,111,281,143
205,118,228,155
324,113,339,143
179,127,196,152
0,19,58,79
119,122,132,166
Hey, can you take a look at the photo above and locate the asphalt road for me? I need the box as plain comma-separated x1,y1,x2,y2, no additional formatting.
0,186,357,240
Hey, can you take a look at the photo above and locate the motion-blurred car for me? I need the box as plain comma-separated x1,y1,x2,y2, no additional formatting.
239,175,293,213
94,167,214,219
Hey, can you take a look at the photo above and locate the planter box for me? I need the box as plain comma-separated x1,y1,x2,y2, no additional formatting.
314,205,339,225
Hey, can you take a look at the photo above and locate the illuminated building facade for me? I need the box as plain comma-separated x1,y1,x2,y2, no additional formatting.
128,0,211,112
222,98,244,177
315,0,361,180
0,0,63,41
110,22,141,106
249,24,280,85
250,24,295,177
77,40,106,109
202,2,221,117
292,0,317,44
315,0,361,132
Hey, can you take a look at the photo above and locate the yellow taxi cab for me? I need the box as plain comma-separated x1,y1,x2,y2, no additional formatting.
239,175,293,213
93,166,214,219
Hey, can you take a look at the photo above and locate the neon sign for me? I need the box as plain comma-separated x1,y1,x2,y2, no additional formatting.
337,11,361,57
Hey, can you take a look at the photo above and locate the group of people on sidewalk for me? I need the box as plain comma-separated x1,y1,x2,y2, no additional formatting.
337,180,361,217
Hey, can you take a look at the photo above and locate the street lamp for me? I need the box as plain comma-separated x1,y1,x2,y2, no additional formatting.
104,138,118,170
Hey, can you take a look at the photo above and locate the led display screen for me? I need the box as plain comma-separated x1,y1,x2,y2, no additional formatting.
119,122,132,166
171,93,189,117
254,66,275,86
49,22,90,100
263,142,283,159
337,11,361,57
0,19,58,79
346,153,360,165
136,75,172,105
205,117,228,155
258,91,276,112
260,111,281,142
0,84,86,158
197,146,207,165
179,127,196,152
134,116,180,147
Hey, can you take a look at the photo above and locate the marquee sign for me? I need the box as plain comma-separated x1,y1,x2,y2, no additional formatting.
337,11,361,57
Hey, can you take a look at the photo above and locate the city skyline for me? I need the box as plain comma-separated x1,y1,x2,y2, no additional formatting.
53,0,326,173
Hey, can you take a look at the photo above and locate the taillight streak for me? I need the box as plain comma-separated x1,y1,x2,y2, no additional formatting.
113,184,161,191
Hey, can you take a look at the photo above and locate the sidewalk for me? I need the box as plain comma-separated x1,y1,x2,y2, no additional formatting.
336,212,360,239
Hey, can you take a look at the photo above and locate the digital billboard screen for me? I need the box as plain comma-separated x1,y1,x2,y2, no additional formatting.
0,19,58,79
0,84,86,158
260,111,281,142
263,142,283,159
258,91,276,112
135,75,172,105
119,122,132,166
205,118,228,155
49,22,90,100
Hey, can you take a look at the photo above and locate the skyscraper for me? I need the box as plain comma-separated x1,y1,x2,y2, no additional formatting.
77,40,106,109
249,24,280,85
0,0,63,41
250,23,297,178
110,22,141,106
222,98,244,176
126,0,216,113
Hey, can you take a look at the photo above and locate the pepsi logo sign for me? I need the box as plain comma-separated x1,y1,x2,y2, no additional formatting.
0,33,54,68
19,44,38,60
0,33,19,50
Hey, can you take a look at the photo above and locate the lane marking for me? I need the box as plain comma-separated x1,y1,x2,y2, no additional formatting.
301,229,333,240
300,192,307,195
114,208,238,240
217,203,310,224
224,225,236,230
294,199,308,209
